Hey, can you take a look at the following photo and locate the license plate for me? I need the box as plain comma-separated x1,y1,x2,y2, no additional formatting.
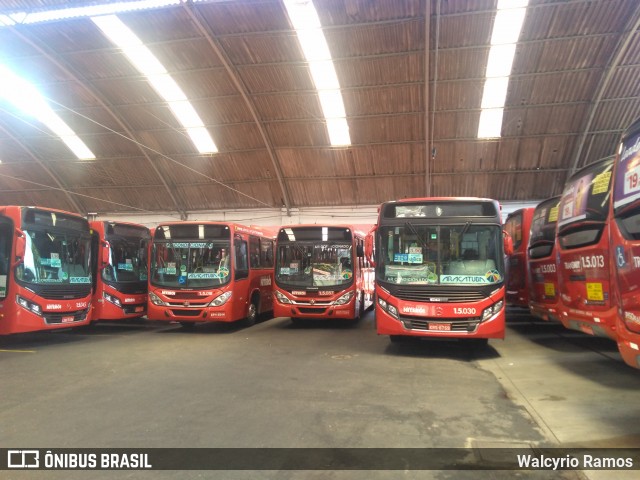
61,316,74,323
135,306,144,313
429,322,450,331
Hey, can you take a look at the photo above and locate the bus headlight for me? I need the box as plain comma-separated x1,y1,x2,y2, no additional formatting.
493,300,504,313
482,300,504,321
210,291,232,307
275,290,292,304
149,292,167,306
334,291,354,305
16,295,43,316
377,297,398,319
103,292,122,307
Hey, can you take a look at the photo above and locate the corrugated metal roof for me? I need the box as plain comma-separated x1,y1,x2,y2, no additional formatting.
0,0,638,217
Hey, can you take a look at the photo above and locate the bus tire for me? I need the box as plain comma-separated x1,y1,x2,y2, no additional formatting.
244,296,259,327
357,291,365,319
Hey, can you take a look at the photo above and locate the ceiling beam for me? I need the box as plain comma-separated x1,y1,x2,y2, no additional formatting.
7,25,189,219
0,124,85,214
424,0,431,196
183,3,292,216
570,4,640,174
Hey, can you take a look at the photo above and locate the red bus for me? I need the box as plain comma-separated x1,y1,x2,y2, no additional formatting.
0,206,92,335
273,225,374,323
556,157,616,340
526,196,562,322
610,116,640,368
365,198,512,344
504,207,535,309
147,222,275,327
90,221,151,322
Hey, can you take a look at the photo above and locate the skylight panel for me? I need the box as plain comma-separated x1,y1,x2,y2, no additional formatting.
477,1,529,139
283,0,351,147
0,1,179,26
91,14,218,154
0,64,95,159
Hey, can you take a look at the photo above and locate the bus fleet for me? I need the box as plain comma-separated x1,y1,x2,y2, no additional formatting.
2,115,640,371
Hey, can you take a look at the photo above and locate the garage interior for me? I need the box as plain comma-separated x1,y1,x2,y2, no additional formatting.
1,0,640,478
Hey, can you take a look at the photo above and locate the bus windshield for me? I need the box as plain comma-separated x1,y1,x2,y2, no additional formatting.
276,243,353,288
528,198,560,259
17,229,91,285
557,158,613,249
103,226,149,284
377,223,504,286
151,241,231,288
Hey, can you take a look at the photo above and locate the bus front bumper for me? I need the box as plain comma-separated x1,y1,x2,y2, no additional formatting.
528,301,560,322
558,305,618,340
273,290,357,320
146,302,233,323
375,304,505,339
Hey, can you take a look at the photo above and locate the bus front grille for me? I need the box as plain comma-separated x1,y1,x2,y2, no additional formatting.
44,308,90,325
36,285,92,300
122,304,146,314
400,315,481,333
170,309,202,317
298,307,327,314
388,285,486,303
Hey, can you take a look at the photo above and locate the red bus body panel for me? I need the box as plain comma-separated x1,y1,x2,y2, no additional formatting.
0,206,92,335
273,224,374,320
90,221,150,321
375,287,505,339
369,197,507,341
610,117,640,368
527,197,561,322
556,158,617,340
505,208,535,308
147,223,275,324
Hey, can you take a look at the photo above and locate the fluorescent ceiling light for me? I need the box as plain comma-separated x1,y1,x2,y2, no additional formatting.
477,1,529,139
0,64,95,159
92,14,217,154
283,0,351,147
0,0,179,26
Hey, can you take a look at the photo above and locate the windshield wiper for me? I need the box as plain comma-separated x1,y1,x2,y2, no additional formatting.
404,222,429,252
460,221,471,238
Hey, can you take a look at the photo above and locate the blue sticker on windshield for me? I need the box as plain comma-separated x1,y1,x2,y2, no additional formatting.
178,276,186,284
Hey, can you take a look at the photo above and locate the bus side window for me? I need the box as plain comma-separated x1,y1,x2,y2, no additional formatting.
235,236,249,280
249,236,261,269
261,239,274,268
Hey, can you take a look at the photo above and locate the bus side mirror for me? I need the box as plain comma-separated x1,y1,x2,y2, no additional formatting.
365,228,376,267
14,232,25,266
503,230,514,256
356,245,364,258
101,242,110,267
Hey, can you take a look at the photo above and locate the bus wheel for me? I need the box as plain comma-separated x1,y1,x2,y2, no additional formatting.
244,298,258,327
357,292,365,319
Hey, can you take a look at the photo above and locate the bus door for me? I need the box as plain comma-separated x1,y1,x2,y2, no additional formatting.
504,208,534,309
233,233,251,321
0,216,14,310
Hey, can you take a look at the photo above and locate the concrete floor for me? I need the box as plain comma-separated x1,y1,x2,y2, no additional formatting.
1,309,639,479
